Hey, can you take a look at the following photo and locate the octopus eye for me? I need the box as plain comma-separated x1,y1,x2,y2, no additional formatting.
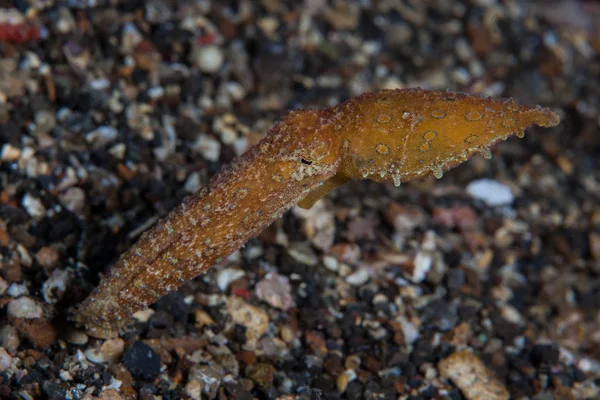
301,158,313,165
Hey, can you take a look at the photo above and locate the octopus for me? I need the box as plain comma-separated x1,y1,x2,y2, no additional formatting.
73,88,560,338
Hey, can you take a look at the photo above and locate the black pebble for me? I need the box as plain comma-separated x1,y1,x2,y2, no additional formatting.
530,344,559,366
122,341,161,380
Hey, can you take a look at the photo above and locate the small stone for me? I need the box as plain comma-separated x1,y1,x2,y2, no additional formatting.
392,316,419,345
184,172,201,193
195,309,215,329
35,247,60,270
589,232,600,261
33,110,56,134
21,193,46,219
246,363,275,388
216,268,246,292
530,344,559,366
0,277,8,295
292,201,336,251
287,245,319,266
86,126,118,147
185,380,203,400
225,81,246,101
0,229,9,247
65,329,89,346
189,364,224,400
337,369,357,393
132,308,155,323
322,255,339,272
255,272,294,311
55,7,76,34
11,316,56,348
410,251,433,283
344,355,361,370
42,269,69,304
500,304,524,326
193,134,221,162
85,338,125,363
0,144,21,162
438,350,509,400
226,296,269,348
0,325,20,352
385,203,428,236
7,297,43,319
466,179,514,207
59,187,86,215
280,325,296,344
122,341,161,380
98,389,125,400
191,44,224,74
0,347,12,372
346,268,370,286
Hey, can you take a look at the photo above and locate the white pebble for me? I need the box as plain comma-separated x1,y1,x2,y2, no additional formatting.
193,134,221,162
7,297,43,319
192,44,224,74
412,251,433,283
22,193,46,218
7,284,28,298
216,268,245,292
466,179,514,207
322,255,339,272
346,268,370,286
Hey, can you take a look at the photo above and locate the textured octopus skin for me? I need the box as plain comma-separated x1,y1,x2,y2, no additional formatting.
73,88,560,338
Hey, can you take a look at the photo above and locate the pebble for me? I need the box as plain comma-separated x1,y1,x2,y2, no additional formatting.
191,44,225,73
7,283,28,297
0,144,21,162
246,363,275,387
438,350,509,400
21,193,46,219
292,201,336,251
0,348,12,373
322,255,339,272
34,247,60,270
410,251,433,282
85,338,125,363
226,296,269,348
466,179,515,207
189,364,224,400
64,329,89,346
385,203,428,236
42,269,69,304
345,268,370,286
393,316,420,346
86,126,118,148
184,172,201,193
287,245,320,266
0,326,20,352
255,272,295,311
122,341,161,380
184,380,203,400
194,309,215,329
336,369,357,392
7,297,43,319
193,134,221,162
216,268,246,292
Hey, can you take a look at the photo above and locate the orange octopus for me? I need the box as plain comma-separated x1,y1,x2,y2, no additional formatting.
74,88,560,338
